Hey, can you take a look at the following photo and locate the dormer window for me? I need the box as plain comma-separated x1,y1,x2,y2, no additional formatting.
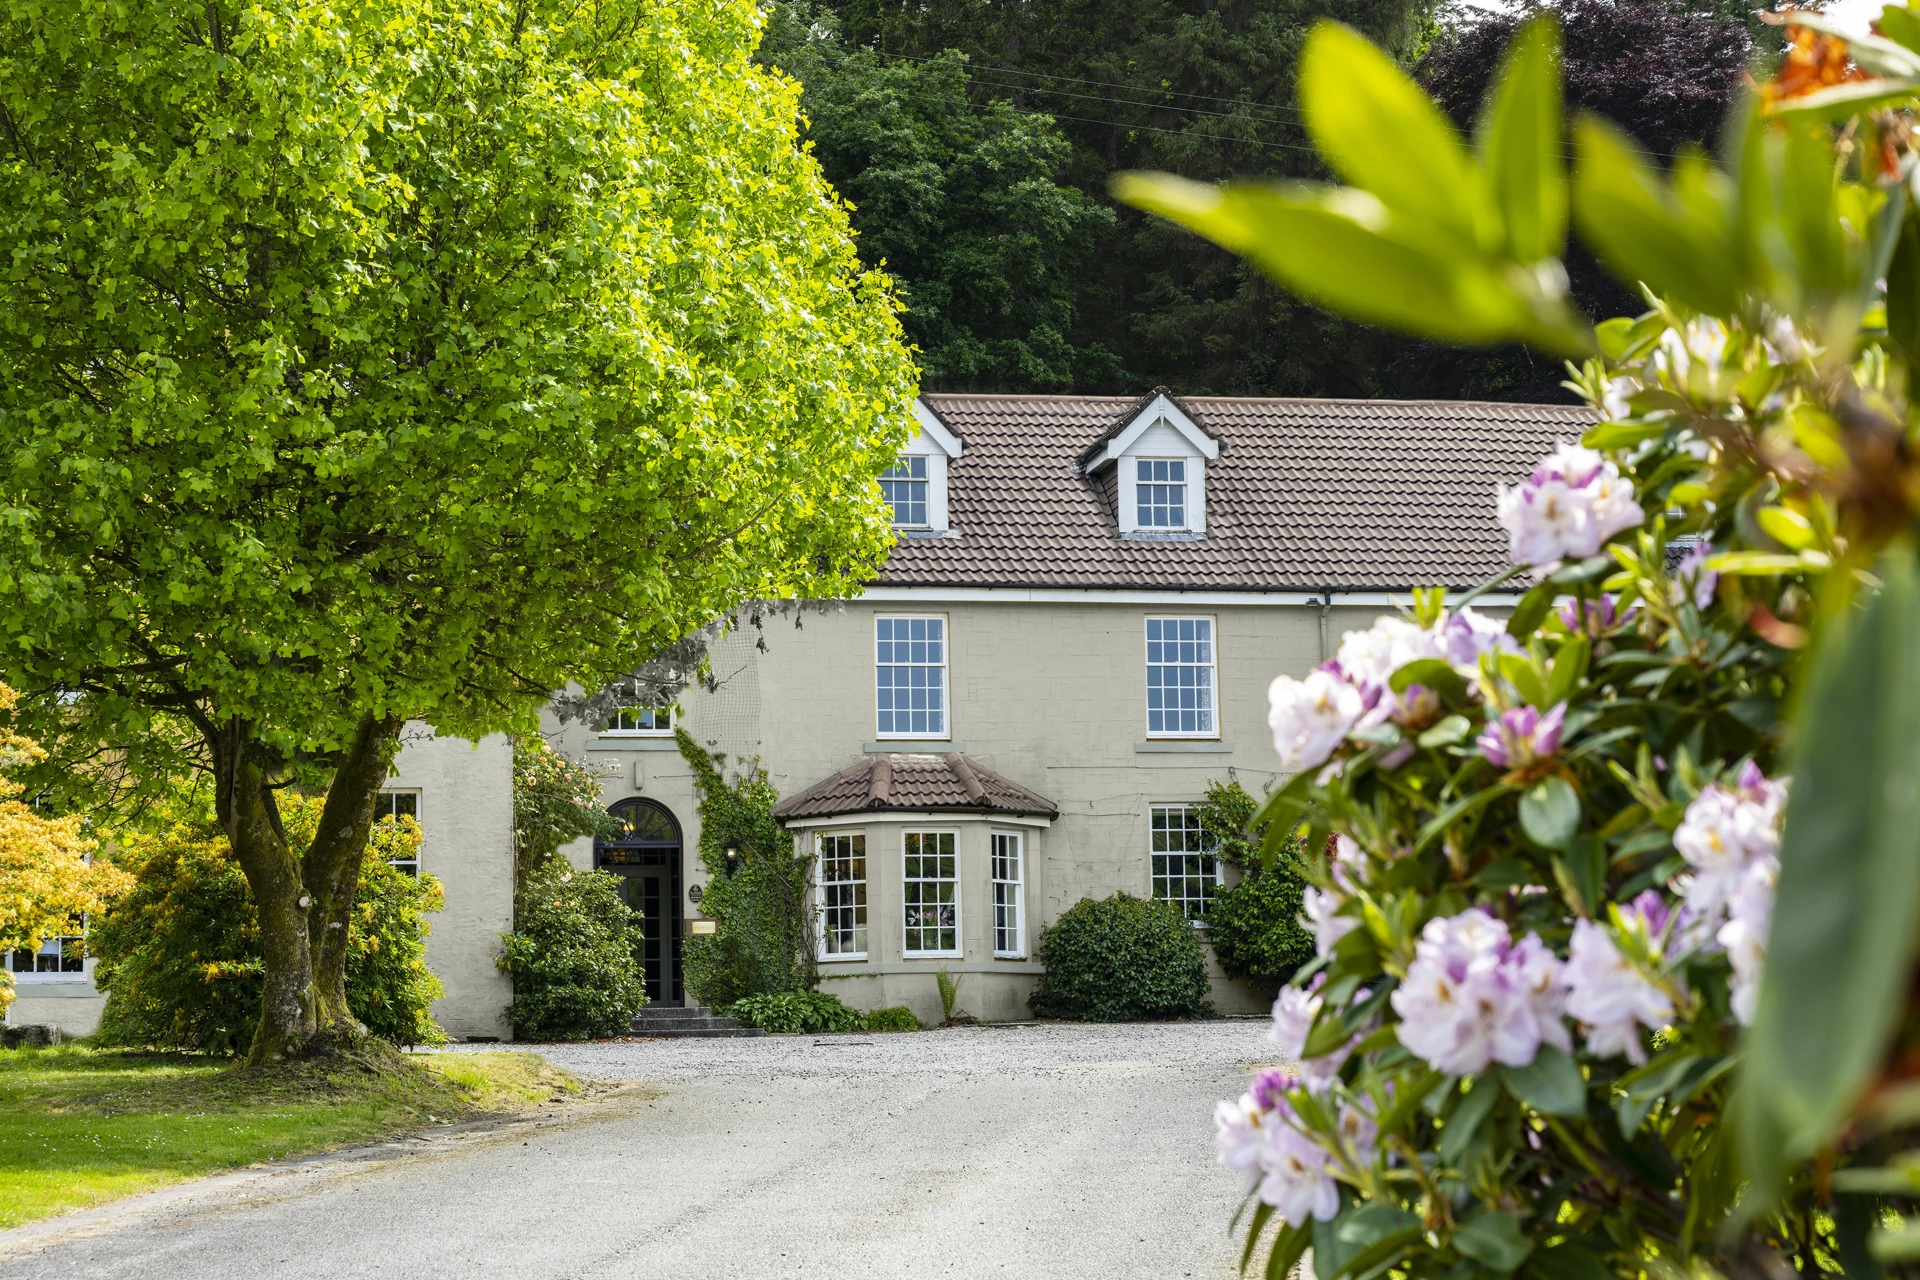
1136,459,1187,529
881,455,930,528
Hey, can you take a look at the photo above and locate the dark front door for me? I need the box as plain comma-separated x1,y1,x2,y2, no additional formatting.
595,799,684,1006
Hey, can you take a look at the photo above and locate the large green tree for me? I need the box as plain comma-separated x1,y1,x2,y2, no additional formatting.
0,0,915,1061
759,3,1118,390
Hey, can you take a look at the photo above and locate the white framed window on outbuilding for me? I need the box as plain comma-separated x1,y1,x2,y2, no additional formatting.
1145,616,1218,738
375,789,423,875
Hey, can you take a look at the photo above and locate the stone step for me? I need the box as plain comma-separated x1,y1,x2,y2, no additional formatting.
627,1025,766,1039
627,1005,764,1038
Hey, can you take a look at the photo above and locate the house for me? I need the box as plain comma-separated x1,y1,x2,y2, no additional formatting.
8,391,1592,1038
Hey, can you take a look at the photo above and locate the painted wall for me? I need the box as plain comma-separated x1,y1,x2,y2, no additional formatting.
387,725,515,1042
541,599,1403,1018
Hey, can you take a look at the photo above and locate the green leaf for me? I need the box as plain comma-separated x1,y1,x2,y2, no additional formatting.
1525,1240,1614,1280
1443,1076,1500,1163
1745,546,1920,1180
1572,117,1741,316
1764,77,1920,122
1879,2,1920,52
1581,419,1667,450
1520,777,1581,849
1550,833,1606,916
1391,657,1467,702
1111,175,1538,346
1316,1202,1421,1279
1500,1044,1586,1117
1240,1200,1276,1273
1299,22,1491,245
1264,1221,1313,1280
1544,635,1589,706
1453,1209,1536,1273
1479,15,1566,263
1888,213,1920,362
1505,578,1558,639
1419,715,1473,749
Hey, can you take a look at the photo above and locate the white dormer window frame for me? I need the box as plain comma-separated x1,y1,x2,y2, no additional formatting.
887,400,965,535
1089,392,1219,536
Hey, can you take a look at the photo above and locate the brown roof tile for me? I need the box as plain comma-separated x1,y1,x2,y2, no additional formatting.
879,395,1596,591
771,753,1058,821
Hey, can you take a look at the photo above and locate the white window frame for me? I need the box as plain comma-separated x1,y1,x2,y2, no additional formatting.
1144,616,1219,739
600,705,675,738
902,831,961,958
991,831,1025,958
4,929,86,983
815,832,869,962
1133,457,1189,530
880,454,931,529
1149,803,1222,925
375,789,423,875
874,614,950,740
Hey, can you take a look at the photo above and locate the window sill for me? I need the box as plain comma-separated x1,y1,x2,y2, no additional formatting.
1120,531,1205,542
894,528,959,539
588,738,683,752
865,740,964,753
818,954,869,964
902,953,964,961
992,952,1028,961
1135,740,1232,753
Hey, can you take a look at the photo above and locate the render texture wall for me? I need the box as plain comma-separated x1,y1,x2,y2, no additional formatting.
388,725,515,1041
544,598,1400,1017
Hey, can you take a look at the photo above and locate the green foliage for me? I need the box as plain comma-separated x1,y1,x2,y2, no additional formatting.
676,730,810,1007
511,736,616,900
1029,893,1212,1022
1194,777,1262,869
935,968,961,1023
498,862,647,1042
93,795,445,1053
861,1005,922,1033
1204,862,1313,996
759,5,1117,390
724,990,863,1034
1118,10,1920,1272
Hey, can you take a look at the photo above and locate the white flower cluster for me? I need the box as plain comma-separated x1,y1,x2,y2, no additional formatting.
1267,609,1516,772
1301,835,1364,961
1672,762,1786,1024
1390,909,1569,1076
1562,894,1676,1066
1496,442,1645,568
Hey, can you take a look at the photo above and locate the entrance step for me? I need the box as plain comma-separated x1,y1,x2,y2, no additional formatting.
627,1004,765,1039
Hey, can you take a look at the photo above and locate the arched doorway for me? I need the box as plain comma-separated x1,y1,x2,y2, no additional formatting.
595,799,684,1006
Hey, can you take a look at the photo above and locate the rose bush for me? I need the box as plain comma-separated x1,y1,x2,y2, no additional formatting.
1118,10,1920,1276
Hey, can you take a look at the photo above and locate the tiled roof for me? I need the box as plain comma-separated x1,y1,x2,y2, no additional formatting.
771,753,1058,821
878,395,1596,591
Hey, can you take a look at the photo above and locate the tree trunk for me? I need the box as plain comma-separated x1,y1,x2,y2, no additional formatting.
212,717,319,1064
302,715,403,1039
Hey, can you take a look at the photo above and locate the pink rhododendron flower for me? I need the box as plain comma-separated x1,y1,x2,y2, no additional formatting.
1268,669,1364,772
1213,1081,1340,1227
1476,702,1567,770
1333,616,1447,729
1719,857,1777,1025
1672,763,1786,925
1269,979,1351,1092
1674,542,1718,611
1564,918,1673,1065
1439,605,1520,673
1390,908,1569,1076
1497,443,1645,566
1559,594,1631,636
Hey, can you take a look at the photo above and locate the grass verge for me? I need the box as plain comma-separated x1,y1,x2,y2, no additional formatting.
0,1043,583,1229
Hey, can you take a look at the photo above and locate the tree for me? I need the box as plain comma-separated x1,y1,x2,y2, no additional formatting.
824,0,1439,395
759,4,1118,390
0,684,129,1018
511,736,617,908
0,0,916,1061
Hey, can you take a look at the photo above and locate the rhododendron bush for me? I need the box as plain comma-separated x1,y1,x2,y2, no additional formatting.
1118,11,1920,1279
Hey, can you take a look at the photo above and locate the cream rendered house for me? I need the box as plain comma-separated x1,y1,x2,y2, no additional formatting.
8,391,1589,1039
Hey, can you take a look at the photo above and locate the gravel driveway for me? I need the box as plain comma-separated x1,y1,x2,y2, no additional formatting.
0,1021,1278,1280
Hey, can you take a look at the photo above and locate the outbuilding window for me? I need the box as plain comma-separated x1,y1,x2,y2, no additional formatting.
603,706,673,736
992,831,1025,958
902,832,960,956
875,615,948,739
1135,458,1187,529
1150,804,1220,923
375,790,422,876
880,455,930,528
817,833,868,960
1145,617,1217,737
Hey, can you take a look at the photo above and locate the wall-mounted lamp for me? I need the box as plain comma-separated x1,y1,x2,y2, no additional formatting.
724,847,741,877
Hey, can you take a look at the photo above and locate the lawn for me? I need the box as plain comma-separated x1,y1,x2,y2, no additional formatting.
0,1044,580,1229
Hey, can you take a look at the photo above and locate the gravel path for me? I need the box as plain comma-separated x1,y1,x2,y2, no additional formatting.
0,1021,1279,1280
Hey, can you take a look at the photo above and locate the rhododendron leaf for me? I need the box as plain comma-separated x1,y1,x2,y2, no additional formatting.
1499,653,1551,710
1298,23,1491,247
1317,1203,1422,1279
1581,420,1667,450
1239,1201,1276,1273
1506,580,1559,639
1888,213,1920,361
1765,78,1920,123
1390,658,1467,703
1479,16,1566,264
1551,833,1606,912
1545,636,1590,707
1414,784,1513,853
1526,1240,1614,1280
1877,2,1920,54
1745,546,1920,1175
1443,1077,1501,1162
1263,1222,1312,1280
1501,1044,1586,1117
1454,1208,1536,1271
1572,118,1741,317
1419,715,1473,749
1520,777,1581,849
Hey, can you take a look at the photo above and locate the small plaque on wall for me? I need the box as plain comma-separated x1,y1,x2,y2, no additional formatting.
687,918,718,936
687,883,704,906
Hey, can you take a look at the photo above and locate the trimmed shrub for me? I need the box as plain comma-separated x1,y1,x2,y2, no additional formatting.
724,989,863,1034
94,793,446,1053
1204,864,1314,996
500,861,647,1040
862,1005,921,1033
1029,892,1213,1022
